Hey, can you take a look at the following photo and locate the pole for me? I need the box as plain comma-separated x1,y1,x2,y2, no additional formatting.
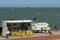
11,8,14,20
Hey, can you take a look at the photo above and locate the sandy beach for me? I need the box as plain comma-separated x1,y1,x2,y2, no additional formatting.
0,31,60,40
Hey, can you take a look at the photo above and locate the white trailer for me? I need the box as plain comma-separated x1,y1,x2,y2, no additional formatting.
31,22,50,32
2,20,33,36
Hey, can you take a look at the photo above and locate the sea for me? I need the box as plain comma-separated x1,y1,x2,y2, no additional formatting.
0,7,60,30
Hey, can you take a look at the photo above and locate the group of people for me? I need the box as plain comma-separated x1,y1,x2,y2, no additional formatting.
40,25,58,35
40,27,52,35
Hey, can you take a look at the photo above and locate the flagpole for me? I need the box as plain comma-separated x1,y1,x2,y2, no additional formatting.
11,8,14,20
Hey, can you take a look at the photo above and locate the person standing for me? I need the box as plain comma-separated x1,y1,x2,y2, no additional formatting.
40,27,43,33
6,30,10,38
55,26,57,31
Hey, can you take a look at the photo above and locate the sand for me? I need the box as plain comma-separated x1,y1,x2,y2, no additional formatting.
0,31,60,40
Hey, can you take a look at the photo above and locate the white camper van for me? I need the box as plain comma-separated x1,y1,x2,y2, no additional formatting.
31,22,50,32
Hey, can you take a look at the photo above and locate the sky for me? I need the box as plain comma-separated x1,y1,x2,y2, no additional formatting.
0,0,60,7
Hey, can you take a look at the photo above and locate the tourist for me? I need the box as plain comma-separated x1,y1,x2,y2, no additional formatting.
55,26,57,31
6,30,10,38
